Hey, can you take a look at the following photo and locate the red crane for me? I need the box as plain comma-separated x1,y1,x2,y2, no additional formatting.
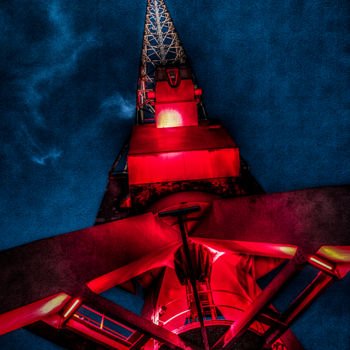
1,1,349,349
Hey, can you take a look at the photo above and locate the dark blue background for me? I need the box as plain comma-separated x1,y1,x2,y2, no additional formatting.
1,0,349,349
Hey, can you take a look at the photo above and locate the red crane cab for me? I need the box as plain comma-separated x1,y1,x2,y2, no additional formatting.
128,66,241,208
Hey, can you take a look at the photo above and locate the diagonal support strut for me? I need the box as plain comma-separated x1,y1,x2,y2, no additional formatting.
212,249,309,349
82,289,200,350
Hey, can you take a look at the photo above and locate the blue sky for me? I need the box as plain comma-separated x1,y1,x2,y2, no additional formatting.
0,0,349,349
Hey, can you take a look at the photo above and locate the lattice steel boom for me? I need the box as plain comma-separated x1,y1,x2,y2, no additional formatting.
137,0,187,123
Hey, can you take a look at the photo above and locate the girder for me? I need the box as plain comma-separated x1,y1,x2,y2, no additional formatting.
1,186,349,348
137,0,187,123
193,185,350,252
1,0,349,348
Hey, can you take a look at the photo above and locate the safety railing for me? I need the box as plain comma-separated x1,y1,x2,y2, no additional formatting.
73,304,136,345
157,290,249,329
156,290,288,349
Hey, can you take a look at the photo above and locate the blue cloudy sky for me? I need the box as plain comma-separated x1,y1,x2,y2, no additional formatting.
0,0,349,349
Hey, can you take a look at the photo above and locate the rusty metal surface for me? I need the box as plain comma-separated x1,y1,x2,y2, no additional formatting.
193,185,350,252
0,212,179,315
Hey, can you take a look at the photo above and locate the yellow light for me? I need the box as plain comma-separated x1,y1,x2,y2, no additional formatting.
63,298,81,319
318,246,350,262
157,109,182,128
309,257,333,271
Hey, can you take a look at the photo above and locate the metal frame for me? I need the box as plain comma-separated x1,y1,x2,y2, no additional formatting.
159,206,210,350
137,0,186,123
212,250,338,350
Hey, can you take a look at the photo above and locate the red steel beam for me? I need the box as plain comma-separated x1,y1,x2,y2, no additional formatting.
212,250,307,350
159,207,210,350
264,271,335,348
82,289,200,350
0,212,179,318
194,185,350,252
129,334,151,349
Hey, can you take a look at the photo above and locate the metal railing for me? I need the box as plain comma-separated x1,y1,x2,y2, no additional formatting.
70,296,288,350
157,290,249,329
73,304,136,345
156,290,288,349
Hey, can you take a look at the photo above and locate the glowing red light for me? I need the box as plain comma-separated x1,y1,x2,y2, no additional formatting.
309,256,333,271
147,91,156,99
194,88,202,96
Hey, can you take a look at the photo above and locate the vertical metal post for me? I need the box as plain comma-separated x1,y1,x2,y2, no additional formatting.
159,206,210,350
177,216,210,350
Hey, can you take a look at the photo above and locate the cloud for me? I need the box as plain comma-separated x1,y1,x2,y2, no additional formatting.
3,0,102,167
18,1,100,126
18,124,63,166
31,148,63,165
100,92,134,120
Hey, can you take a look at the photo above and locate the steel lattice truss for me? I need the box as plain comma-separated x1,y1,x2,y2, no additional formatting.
137,0,187,123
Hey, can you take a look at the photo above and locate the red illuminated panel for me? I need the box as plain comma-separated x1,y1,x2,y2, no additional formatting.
155,101,198,128
128,124,238,155
155,78,198,128
156,79,195,103
128,148,240,185
128,123,240,185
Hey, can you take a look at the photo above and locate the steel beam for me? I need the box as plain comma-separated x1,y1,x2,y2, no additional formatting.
194,185,350,252
212,251,307,350
0,212,179,317
159,206,210,350
82,290,200,350
263,271,335,348
129,334,151,349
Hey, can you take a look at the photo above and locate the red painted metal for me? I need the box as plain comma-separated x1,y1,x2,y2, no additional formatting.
1,1,350,349
155,79,195,103
155,78,198,127
62,298,82,319
128,123,238,154
212,254,307,349
128,148,240,185
166,68,180,87
82,291,201,350
128,123,240,185
155,101,198,128
263,272,335,348
86,242,181,294
73,304,136,342
194,88,202,96
309,256,333,271
0,293,70,336
146,91,156,99
65,318,132,350
193,187,350,251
